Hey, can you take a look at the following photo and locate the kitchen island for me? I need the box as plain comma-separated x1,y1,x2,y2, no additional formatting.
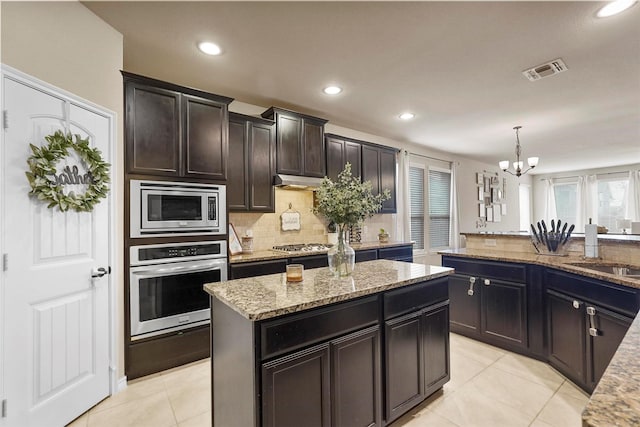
204,259,454,427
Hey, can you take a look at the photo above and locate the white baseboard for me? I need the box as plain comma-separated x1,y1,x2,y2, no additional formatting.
116,376,128,393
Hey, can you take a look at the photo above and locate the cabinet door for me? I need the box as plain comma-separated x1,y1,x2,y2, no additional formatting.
547,290,587,386
293,254,329,269
481,278,527,348
125,82,181,176
586,305,632,391
262,344,331,427
345,141,362,178
303,119,326,177
182,94,227,180
331,327,381,427
227,118,248,210
448,275,481,336
355,249,378,263
277,114,303,175
326,136,345,181
385,311,423,424
361,145,380,196
229,259,287,279
423,304,450,396
379,148,396,213
249,121,276,211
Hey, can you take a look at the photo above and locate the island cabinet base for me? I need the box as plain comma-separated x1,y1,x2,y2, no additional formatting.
211,277,450,427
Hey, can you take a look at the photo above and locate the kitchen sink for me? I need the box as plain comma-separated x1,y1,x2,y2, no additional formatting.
566,262,640,278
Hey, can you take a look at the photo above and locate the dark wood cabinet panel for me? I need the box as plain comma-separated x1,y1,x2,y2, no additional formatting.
262,107,327,177
182,95,227,180
448,274,481,334
125,82,181,176
481,278,527,348
123,72,232,181
228,113,276,212
331,327,381,427
227,118,248,210
423,303,450,395
292,254,329,269
385,311,423,424
379,148,397,213
229,259,287,280
586,305,632,391
547,289,587,386
262,344,331,427
378,245,413,262
326,135,362,181
355,249,378,263
361,145,380,196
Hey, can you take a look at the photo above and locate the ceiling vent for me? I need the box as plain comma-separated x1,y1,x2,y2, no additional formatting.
522,58,568,82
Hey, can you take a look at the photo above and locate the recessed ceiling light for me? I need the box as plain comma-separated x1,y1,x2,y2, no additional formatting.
323,86,342,95
399,112,415,120
198,42,222,56
597,0,636,17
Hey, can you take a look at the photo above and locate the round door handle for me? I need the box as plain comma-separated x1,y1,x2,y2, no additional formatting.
484,279,491,285
573,300,580,309
92,267,108,278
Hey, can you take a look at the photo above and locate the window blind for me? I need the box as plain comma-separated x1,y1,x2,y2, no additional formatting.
428,169,451,249
409,167,425,250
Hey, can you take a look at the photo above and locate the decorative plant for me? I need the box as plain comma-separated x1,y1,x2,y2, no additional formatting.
313,163,390,229
379,228,387,235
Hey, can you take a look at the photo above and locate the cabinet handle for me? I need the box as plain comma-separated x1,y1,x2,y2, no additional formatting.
467,278,475,296
484,279,491,286
572,300,580,309
587,306,599,337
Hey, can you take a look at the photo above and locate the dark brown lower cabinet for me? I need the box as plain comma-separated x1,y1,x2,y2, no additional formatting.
229,259,287,279
262,326,380,427
448,274,481,334
385,302,450,424
262,344,331,427
481,278,527,348
547,289,634,393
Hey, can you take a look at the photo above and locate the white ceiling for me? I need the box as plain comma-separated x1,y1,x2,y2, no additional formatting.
84,1,640,175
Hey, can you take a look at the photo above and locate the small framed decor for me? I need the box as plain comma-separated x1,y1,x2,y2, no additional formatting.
228,223,243,255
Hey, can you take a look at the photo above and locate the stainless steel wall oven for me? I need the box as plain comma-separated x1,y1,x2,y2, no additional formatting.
129,241,227,339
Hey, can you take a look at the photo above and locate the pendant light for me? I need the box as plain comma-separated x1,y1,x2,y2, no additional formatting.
499,126,538,177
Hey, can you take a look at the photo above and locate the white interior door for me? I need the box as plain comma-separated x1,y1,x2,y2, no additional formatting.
2,73,112,426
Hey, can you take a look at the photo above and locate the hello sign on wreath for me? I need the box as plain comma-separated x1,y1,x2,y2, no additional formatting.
25,130,110,212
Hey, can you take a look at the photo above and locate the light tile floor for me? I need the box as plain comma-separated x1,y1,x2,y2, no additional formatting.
67,333,589,427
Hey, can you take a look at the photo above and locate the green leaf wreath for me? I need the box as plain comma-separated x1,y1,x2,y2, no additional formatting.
25,130,110,212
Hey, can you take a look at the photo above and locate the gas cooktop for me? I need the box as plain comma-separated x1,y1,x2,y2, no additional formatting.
271,243,333,254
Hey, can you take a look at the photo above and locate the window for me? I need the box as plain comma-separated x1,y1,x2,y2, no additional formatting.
409,160,452,251
409,166,424,250
597,177,628,231
519,184,531,232
554,182,578,227
428,168,451,249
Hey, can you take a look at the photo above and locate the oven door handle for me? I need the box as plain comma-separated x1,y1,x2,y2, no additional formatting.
131,261,226,277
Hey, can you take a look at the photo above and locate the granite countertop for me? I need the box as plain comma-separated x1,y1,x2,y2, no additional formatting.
205,259,452,321
439,248,640,427
229,240,414,264
460,231,640,243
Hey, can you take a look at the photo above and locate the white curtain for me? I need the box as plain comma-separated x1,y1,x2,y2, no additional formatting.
544,178,557,222
396,149,411,241
449,161,460,249
577,174,598,231
626,170,640,222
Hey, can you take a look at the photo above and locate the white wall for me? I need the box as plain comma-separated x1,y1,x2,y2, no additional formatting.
1,1,125,379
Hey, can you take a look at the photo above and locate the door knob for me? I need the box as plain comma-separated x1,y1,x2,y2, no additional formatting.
91,267,108,278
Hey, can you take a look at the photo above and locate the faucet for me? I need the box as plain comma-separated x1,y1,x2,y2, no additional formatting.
584,218,599,259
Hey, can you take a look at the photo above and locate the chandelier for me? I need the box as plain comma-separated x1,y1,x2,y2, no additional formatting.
499,126,539,177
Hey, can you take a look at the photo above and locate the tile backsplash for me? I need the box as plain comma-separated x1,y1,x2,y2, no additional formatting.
230,188,396,251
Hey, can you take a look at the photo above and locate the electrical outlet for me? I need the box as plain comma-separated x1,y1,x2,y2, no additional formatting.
484,239,497,247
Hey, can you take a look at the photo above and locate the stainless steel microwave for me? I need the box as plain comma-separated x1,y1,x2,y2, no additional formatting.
130,179,226,238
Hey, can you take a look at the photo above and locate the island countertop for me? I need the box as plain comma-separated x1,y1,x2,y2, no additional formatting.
204,259,453,321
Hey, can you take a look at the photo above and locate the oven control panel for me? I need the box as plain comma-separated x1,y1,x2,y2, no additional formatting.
130,241,228,266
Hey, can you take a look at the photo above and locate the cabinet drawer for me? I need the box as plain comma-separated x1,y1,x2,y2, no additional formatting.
356,249,378,263
230,259,287,279
384,278,448,320
379,246,413,261
261,296,379,360
546,269,640,317
442,257,526,283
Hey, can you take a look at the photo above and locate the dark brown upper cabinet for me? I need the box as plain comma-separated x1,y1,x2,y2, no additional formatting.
228,113,276,212
325,134,362,181
123,71,233,180
362,144,398,213
261,107,328,177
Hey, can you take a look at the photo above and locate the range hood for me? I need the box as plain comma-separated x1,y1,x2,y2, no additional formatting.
274,174,324,190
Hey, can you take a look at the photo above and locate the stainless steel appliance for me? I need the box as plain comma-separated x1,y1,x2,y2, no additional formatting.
130,179,226,238
271,243,332,254
129,241,227,339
